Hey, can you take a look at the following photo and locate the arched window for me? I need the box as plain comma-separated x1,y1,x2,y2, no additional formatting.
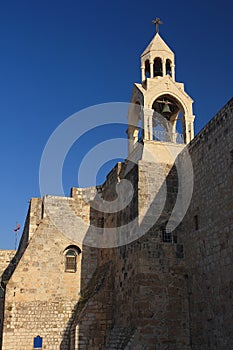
145,60,150,78
166,59,172,76
153,58,162,77
64,245,81,273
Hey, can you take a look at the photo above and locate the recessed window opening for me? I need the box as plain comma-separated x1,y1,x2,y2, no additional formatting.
166,59,172,76
65,250,77,272
64,245,81,273
194,215,199,230
145,60,150,78
230,149,233,164
161,227,172,243
153,57,162,77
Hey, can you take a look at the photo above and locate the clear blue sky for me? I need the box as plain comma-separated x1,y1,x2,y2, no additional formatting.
0,0,232,249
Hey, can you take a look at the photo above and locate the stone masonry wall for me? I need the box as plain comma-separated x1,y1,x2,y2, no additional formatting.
70,157,191,349
0,252,16,278
0,250,16,348
2,187,99,350
2,97,233,349
106,159,190,349
181,97,233,349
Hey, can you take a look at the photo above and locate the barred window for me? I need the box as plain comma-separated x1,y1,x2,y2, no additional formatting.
64,245,81,273
63,245,81,272
65,250,77,272
161,227,172,243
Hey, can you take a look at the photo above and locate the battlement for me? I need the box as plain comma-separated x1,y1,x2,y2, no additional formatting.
189,97,233,151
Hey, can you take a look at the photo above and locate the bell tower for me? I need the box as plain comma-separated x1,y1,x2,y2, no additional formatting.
127,19,195,159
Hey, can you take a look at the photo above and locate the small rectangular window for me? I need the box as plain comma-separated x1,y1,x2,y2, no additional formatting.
162,228,172,243
66,257,76,272
65,249,77,272
176,244,184,259
230,149,233,164
194,215,199,230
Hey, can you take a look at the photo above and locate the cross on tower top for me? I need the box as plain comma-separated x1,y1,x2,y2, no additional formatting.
152,17,163,33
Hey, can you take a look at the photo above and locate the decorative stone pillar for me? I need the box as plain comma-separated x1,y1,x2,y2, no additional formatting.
185,117,195,143
171,64,175,80
150,60,154,78
171,122,177,143
143,109,154,140
162,59,166,76
141,65,145,81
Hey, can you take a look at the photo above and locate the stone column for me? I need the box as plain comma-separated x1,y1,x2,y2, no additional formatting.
171,64,175,80
143,109,154,140
141,65,145,81
150,60,154,78
186,117,195,142
162,59,166,76
171,122,177,143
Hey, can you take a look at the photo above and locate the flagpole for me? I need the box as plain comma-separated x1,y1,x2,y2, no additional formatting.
13,222,20,250
15,222,18,250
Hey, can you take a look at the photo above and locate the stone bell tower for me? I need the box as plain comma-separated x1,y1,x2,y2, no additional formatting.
127,20,195,161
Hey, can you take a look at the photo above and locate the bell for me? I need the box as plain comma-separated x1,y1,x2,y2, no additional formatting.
162,104,171,114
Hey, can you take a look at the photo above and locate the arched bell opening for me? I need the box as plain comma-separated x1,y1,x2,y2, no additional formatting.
152,95,185,144
153,57,163,77
145,60,150,78
166,59,172,76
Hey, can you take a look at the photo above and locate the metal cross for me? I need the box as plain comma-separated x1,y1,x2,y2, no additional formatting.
152,18,163,33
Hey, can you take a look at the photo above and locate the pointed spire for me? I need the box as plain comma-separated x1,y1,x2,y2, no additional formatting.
140,22,175,81
141,33,174,57
141,19,173,57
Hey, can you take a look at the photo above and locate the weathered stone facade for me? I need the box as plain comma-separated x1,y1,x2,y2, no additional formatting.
1,190,100,349
181,99,233,349
0,30,232,350
0,250,16,348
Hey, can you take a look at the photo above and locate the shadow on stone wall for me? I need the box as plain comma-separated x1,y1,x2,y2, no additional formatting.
60,156,192,349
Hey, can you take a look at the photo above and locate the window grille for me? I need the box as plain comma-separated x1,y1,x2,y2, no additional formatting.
65,250,77,272
162,227,172,243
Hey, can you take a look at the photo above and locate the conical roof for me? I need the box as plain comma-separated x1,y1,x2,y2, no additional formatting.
141,33,174,57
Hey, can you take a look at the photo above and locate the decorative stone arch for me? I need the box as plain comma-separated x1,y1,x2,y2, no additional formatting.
63,245,81,273
146,92,193,144
148,92,188,114
152,94,185,143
